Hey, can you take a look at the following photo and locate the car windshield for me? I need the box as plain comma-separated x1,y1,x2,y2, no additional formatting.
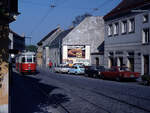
79,65,84,68
97,66,104,70
120,67,130,71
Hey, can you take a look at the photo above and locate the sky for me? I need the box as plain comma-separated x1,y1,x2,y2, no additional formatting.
10,0,122,45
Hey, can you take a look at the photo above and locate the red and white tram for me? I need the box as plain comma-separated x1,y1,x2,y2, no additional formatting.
16,51,36,74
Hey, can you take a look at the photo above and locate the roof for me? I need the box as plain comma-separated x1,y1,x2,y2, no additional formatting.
104,0,150,21
9,29,24,38
37,27,60,46
49,27,74,47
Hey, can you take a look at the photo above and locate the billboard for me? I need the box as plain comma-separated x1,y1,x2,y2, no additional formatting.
67,45,85,58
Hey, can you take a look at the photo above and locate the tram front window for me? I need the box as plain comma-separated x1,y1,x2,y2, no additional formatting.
27,57,32,63
22,57,25,63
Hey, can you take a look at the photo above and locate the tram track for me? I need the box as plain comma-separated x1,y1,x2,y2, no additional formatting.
38,68,150,113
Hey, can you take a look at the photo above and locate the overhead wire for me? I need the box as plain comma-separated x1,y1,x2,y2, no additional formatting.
27,0,70,43
89,0,116,14
20,0,119,44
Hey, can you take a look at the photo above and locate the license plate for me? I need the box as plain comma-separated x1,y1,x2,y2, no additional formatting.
130,75,134,77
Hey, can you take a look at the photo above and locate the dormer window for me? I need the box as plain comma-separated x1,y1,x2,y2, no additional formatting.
143,14,148,23
121,20,127,34
128,18,135,33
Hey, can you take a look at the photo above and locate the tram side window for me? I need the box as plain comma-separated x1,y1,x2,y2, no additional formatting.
22,57,25,63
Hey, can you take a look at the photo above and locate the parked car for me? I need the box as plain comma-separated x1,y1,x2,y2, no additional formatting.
141,74,150,85
54,66,61,73
60,66,70,73
100,66,140,81
54,64,70,73
73,63,85,66
68,65,85,75
85,65,105,78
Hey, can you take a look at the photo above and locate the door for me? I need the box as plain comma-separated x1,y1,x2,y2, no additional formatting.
128,58,134,72
144,55,149,75
95,57,99,66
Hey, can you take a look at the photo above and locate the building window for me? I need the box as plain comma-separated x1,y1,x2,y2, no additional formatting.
143,14,149,23
113,23,119,35
128,18,135,33
121,20,127,34
108,24,113,36
142,28,150,44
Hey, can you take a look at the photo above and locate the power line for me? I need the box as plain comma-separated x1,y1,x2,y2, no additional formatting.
89,0,116,14
30,7,53,36
29,0,70,43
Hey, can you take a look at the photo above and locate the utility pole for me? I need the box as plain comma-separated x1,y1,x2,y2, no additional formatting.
25,36,32,45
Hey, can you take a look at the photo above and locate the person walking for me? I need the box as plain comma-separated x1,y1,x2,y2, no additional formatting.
49,60,53,68
49,60,53,72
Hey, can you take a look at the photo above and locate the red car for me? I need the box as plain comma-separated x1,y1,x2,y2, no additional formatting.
100,66,140,81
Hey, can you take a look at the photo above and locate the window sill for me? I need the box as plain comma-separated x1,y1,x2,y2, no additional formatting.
143,21,148,23
114,34,118,37
121,32,127,35
108,35,113,37
142,42,150,45
128,31,135,34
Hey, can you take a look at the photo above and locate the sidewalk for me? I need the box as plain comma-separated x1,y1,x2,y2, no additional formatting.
0,73,8,113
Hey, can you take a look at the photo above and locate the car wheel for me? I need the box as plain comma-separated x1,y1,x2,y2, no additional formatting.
116,77,121,82
93,74,97,78
75,72,78,75
100,74,104,79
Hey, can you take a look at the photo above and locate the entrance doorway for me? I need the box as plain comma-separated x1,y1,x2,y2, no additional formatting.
95,57,99,66
118,57,123,67
144,55,149,75
128,58,134,72
108,57,114,68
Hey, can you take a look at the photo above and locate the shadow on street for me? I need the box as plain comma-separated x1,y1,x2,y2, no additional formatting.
10,71,70,113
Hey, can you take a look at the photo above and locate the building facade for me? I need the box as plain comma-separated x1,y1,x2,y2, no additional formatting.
37,27,62,67
0,0,19,110
62,16,104,66
47,28,73,67
104,0,150,75
9,30,25,53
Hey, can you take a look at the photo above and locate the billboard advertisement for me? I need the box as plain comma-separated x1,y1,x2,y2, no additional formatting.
67,45,85,58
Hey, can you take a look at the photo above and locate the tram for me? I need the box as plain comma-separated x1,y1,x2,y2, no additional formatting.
16,51,36,74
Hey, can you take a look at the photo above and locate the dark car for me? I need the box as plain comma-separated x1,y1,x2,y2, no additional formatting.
85,65,105,78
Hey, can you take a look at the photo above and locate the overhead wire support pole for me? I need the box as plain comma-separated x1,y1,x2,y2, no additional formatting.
25,36,32,45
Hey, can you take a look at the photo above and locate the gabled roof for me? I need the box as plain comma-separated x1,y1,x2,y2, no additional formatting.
37,27,60,46
104,0,150,21
49,27,74,47
9,29,24,38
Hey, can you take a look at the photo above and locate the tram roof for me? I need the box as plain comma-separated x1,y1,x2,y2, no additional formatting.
20,51,35,56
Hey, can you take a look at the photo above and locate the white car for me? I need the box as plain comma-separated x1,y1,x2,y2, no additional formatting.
54,66,61,73
60,66,70,73
54,64,69,73
68,65,85,75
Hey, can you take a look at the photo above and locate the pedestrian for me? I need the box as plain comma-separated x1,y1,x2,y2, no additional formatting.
49,60,53,69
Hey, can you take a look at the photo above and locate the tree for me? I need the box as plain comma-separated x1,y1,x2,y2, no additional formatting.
72,13,92,27
26,45,37,52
